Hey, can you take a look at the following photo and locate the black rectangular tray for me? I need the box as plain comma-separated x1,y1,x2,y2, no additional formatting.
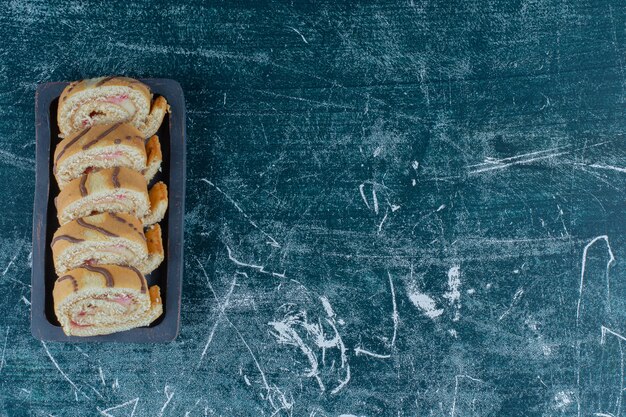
31,79,185,342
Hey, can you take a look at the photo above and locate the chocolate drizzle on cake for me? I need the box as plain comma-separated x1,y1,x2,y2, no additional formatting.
55,127,92,165
82,122,122,150
109,212,146,241
127,266,147,293
111,167,121,188
76,218,118,237
83,265,114,287
58,275,78,292
95,76,117,87
51,235,85,247
79,175,88,197
62,81,79,101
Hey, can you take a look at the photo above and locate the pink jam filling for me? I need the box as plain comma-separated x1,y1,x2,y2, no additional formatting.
70,320,92,328
104,94,129,104
106,244,127,252
91,195,126,206
112,295,133,307
70,294,133,328
101,151,123,160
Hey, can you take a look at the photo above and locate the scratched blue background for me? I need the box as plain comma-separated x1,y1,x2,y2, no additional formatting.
1,0,626,416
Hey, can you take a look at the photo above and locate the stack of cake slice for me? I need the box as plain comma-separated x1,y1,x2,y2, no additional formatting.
50,76,169,336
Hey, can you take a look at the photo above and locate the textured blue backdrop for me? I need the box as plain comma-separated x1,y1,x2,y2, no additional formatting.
0,0,625,416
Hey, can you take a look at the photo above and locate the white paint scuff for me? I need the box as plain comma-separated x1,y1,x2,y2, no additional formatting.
319,296,335,318
268,297,350,395
268,315,325,392
443,266,461,303
41,341,89,400
408,290,443,319
577,235,614,325
158,385,175,417
553,390,574,410
98,398,139,417
443,266,462,321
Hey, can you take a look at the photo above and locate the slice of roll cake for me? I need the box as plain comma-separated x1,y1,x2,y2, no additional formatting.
56,167,168,226
51,213,164,275
57,76,168,139
53,265,163,336
54,122,163,188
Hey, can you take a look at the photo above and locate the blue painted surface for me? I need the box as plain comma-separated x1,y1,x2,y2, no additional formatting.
0,1,625,416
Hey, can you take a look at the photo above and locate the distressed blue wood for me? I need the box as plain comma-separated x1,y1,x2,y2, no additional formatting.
0,0,625,416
